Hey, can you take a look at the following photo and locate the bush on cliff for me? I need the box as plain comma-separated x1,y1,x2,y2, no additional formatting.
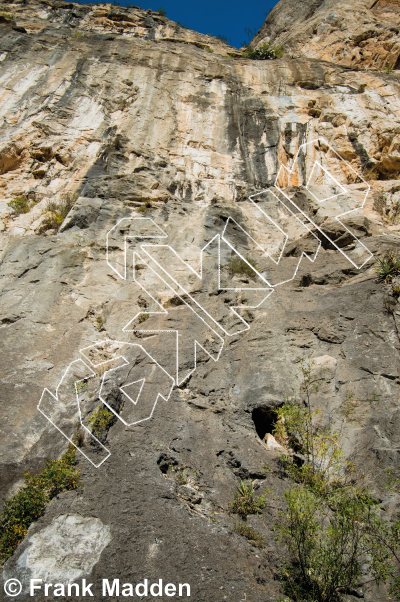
88,404,114,438
229,479,267,518
242,42,283,60
7,196,31,215
0,445,80,565
375,250,400,283
275,359,400,601
38,192,77,234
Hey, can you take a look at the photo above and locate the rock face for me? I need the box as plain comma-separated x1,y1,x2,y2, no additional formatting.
1,0,400,601
4,514,112,585
255,0,400,71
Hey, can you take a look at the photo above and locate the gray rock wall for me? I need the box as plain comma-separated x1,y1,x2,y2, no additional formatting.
1,1,400,600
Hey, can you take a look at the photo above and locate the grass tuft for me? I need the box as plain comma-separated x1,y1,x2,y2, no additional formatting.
233,523,265,548
229,480,267,518
375,250,400,283
136,200,153,214
95,316,105,332
38,193,78,234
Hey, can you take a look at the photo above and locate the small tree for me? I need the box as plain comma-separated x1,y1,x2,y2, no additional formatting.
273,359,353,497
278,484,392,601
275,359,400,601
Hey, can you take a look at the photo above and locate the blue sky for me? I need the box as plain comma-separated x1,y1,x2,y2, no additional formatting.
76,0,278,48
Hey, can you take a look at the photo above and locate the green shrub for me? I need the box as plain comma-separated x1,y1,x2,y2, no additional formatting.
227,255,259,278
88,405,114,438
375,250,400,283
95,316,105,332
136,200,153,214
38,193,77,234
138,312,149,323
156,7,166,16
275,359,400,601
229,480,266,518
242,42,283,60
7,196,30,215
277,485,386,602
75,380,88,392
234,523,265,548
273,359,359,497
175,469,188,485
0,446,80,565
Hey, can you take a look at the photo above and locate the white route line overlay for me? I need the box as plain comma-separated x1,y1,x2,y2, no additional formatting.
39,137,373,466
38,343,174,468
38,358,110,468
139,237,274,338
123,253,225,385
237,191,322,288
273,137,373,269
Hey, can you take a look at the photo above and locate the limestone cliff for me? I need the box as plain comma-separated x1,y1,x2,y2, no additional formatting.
1,0,400,600
255,0,400,71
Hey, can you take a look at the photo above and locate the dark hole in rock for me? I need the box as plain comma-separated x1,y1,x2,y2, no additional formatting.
252,407,277,440
157,452,178,474
299,273,313,287
298,80,322,90
137,295,149,308
165,295,184,308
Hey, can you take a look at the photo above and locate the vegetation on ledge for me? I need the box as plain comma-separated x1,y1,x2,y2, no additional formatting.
242,42,283,60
